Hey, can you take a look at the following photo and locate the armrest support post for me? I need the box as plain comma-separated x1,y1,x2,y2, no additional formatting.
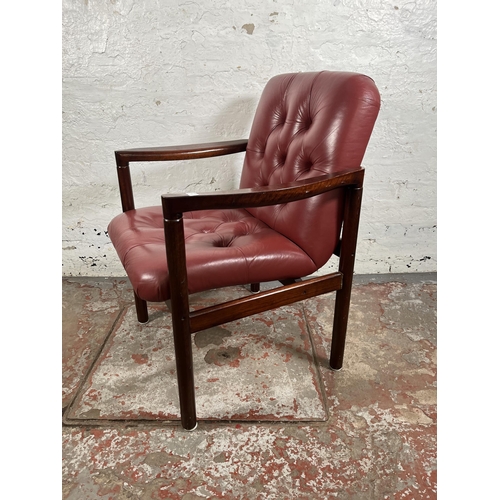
116,161,135,212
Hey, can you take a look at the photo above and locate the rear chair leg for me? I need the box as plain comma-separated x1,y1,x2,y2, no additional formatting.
134,292,149,324
330,186,363,370
330,282,353,370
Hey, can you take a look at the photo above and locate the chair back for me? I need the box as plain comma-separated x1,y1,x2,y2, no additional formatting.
240,71,380,268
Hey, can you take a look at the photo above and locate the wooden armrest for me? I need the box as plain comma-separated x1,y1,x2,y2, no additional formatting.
161,167,364,218
115,139,248,165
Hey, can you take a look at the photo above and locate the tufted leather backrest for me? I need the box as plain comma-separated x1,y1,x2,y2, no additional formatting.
240,71,380,269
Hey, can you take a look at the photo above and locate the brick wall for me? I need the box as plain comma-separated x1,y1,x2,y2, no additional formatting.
62,0,437,276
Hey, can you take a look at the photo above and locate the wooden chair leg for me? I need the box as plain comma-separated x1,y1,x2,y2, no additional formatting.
134,292,149,324
280,278,301,286
171,308,197,430
330,186,363,370
330,281,353,370
164,214,197,430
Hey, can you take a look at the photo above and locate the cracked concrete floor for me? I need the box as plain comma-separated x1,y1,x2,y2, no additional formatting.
62,273,437,499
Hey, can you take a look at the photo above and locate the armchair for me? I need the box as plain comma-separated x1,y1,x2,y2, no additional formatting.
108,71,380,429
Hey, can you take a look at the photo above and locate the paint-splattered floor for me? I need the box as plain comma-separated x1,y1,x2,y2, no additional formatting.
62,274,437,499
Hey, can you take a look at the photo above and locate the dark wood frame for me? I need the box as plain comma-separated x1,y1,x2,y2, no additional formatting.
115,140,364,430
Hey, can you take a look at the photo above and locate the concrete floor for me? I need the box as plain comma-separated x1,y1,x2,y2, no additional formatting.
62,273,437,499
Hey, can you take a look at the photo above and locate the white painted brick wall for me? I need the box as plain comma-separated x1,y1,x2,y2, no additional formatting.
62,0,436,277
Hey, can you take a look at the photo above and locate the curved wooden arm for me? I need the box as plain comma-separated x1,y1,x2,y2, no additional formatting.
115,139,248,165
161,167,364,218
115,139,248,212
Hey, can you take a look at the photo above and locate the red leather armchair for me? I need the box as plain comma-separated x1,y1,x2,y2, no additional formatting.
108,71,380,429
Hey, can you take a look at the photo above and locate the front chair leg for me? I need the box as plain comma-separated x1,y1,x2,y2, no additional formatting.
164,214,197,430
171,310,197,430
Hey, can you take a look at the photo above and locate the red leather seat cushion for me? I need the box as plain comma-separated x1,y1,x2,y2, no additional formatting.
108,206,317,302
